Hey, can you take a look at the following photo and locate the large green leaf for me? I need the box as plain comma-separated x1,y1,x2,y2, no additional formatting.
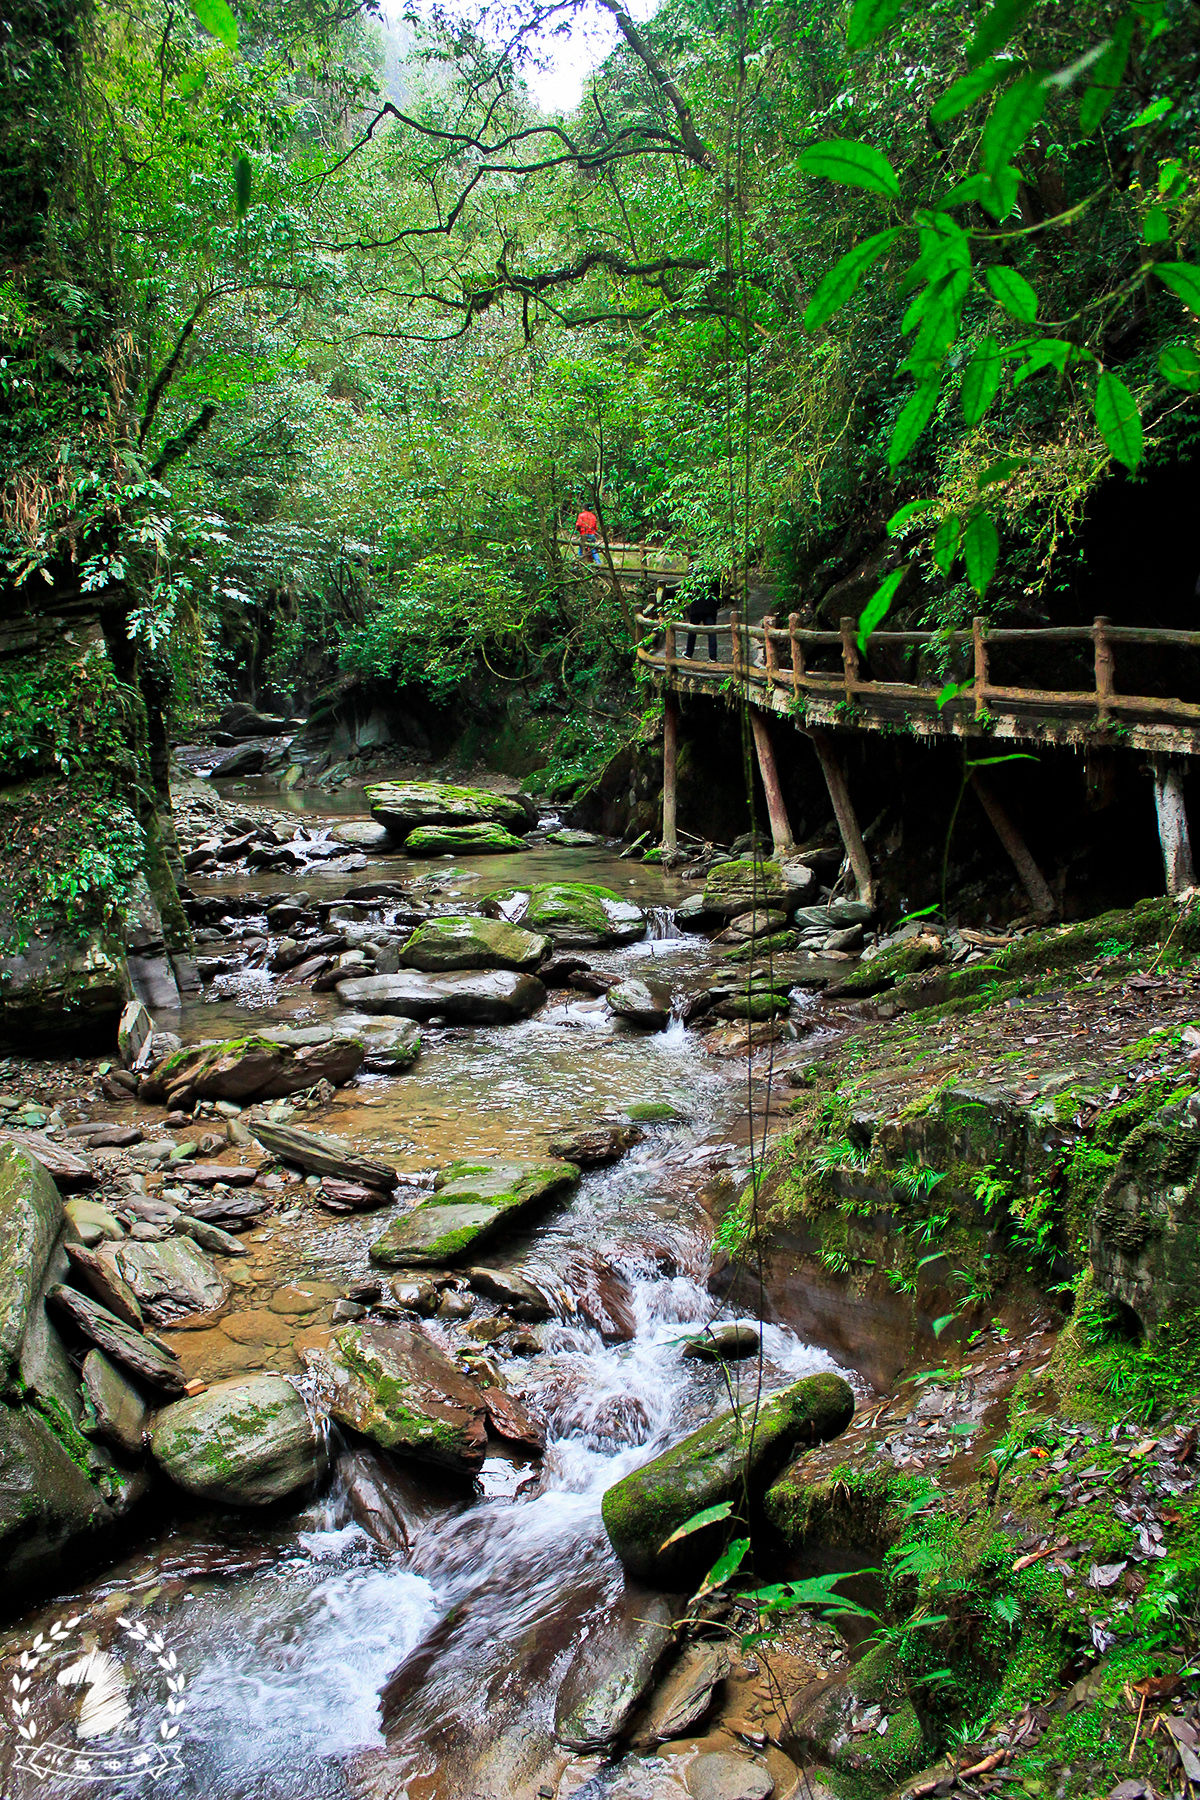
931,59,1010,126
847,0,908,50
691,1537,749,1601
887,498,937,536
968,0,1036,65
903,271,970,378
857,566,910,652
1080,15,1135,135
1144,205,1172,245
1093,370,1143,470
981,74,1047,178
979,167,1021,220
659,1500,735,1550
804,229,902,329
1159,343,1200,391
797,139,901,201
986,265,1038,320
889,379,941,468
188,0,238,49
933,514,962,576
962,335,1003,426
1011,337,1093,386
1156,263,1200,314
963,510,1000,597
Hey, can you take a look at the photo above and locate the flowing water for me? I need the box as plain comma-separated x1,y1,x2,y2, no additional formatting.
3,801,846,1800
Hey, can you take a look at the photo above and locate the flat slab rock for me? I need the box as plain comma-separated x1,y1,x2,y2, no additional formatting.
643,1642,731,1742
370,1159,579,1267
82,1349,148,1458
555,1590,676,1751
114,1236,229,1324
365,780,530,838
142,1034,364,1105
47,1284,187,1395
687,1752,774,1800
335,969,546,1025
252,1121,397,1191
304,1320,488,1474
0,1129,95,1191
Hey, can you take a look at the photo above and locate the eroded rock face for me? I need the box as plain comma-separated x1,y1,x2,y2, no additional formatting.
483,883,646,948
0,1146,63,1384
554,1590,676,1751
600,1371,855,1584
398,915,549,974
366,781,530,839
404,823,528,856
143,1034,364,1106
150,1373,325,1506
1090,1100,1200,1334
0,1405,127,1593
304,1321,488,1474
0,926,129,1049
370,1160,579,1267
336,969,547,1026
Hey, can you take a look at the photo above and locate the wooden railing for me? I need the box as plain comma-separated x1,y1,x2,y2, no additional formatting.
637,609,1200,736
561,535,690,582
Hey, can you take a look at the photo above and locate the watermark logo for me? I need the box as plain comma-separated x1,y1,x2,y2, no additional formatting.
9,1612,187,1784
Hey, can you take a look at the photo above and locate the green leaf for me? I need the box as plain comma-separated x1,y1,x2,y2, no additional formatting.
937,680,970,711
968,0,1036,67
1156,263,1200,315
1144,205,1172,245
1080,16,1135,135
979,166,1021,220
1011,337,1093,385
1159,343,1200,391
963,510,1000,597
887,498,937,536
889,379,941,469
188,0,238,50
931,59,1010,126
804,229,902,330
903,270,970,376
798,139,901,201
986,265,1038,321
659,1501,735,1550
857,566,909,652
1129,96,1172,128
981,73,1048,179
977,455,1025,488
847,0,908,50
933,514,962,575
691,1537,750,1601
1094,370,1143,470
962,335,1003,426
932,1312,958,1338
234,154,252,218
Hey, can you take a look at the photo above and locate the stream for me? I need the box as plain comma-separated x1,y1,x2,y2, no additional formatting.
5,795,847,1800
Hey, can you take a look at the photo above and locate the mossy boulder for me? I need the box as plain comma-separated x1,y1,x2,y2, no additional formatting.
703,859,804,918
370,1158,580,1266
150,1373,325,1506
0,925,130,1051
335,969,546,1025
303,1320,487,1474
404,822,528,856
0,1146,63,1385
600,1371,855,1583
829,931,946,998
398,915,549,974
142,1033,365,1106
0,1403,130,1596
482,883,646,948
720,931,799,964
606,976,673,1029
366,781,530,838
1089,1099,1200,1334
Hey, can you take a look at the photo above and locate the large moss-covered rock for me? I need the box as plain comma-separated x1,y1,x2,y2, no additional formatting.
703,859,807,918
601,1371,855,1583
0,1404,129,1594
336,969,546,1025
398,915,549,974
150,1373,325,1506
370,1158,580,1266
366,781,530,838
303,1320,487,1474
483,883,646,948
0,925,129,1050
142,1033,364,1106
0,1145,63,1384
404,823,528,856
1090,1100,1200,1334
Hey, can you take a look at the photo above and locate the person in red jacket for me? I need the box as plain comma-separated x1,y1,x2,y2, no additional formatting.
575,506,601,564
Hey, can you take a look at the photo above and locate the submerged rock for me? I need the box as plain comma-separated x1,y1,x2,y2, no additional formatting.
370,1159,579,1267
601,1371,855,1583
549,1124,645,1167
554,1590,676,1750
304,1320,488,1474
483,882,646,948
151,1373,325,1506
366,781,530,839
404,822,528,856
398,915,549,974
687,1751,774,1800
143,1034,365,1106
251,1121,398,1191
606,976,673,1030
336,969,546,1025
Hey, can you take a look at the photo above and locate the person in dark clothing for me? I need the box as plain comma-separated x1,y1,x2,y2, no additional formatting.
683,584,720,660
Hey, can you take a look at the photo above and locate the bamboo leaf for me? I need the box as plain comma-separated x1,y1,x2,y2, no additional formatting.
857,566,909,653
963,510,1000,597
932,1312,958,1338
961,335,1003,426
847,0,908,50
804,229,902,329
691,1537,750,1602
1079,15,1135,135
188,0,238,49
1094,370,1143,470
659,1501,735,1551
986,265,1038,321
1159,343,1200,391
933,514,961,575
1129,96,1172,128
931,59,1010,126
889,378,941,468
1156,263,1200,315
981,73,1047,179
968,0,1036,67
797,139,901,201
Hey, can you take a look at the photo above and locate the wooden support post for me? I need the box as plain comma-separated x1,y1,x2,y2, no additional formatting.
808,730,874,908
839,616,860,705
731,608,743,684
750,712,794,855
1093,614,1115,726
973,616,989,720
969,771,1055,920
1152,757,1195,897
665,621,676,675
763,611,779,690
789,611,805,699
662,693,679,858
